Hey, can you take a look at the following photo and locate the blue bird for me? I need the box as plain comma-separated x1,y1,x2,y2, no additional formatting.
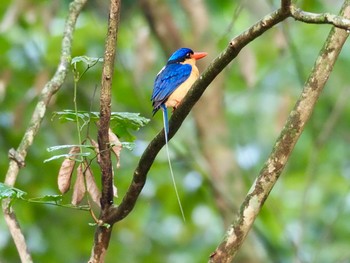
151,47,207,220
151,47,207,135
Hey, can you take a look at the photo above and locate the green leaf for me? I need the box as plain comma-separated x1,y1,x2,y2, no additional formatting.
51,110,94,125
109,112,150,141
0,183,26,201
43,152,90,163
46,144,94,152
71,56,103,67
52,110,150,141
121,142,135,150
28,195,63,204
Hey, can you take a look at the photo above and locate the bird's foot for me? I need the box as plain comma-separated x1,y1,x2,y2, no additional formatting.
172,100,181,112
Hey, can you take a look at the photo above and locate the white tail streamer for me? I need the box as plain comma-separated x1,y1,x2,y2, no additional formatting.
162,106,185,221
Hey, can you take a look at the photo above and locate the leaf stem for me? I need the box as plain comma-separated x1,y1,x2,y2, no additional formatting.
73,68,84,161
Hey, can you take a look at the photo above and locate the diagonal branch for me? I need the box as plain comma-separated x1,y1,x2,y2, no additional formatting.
1,0,87,262
209,1,350,262
105,6,291,224
98,0,350,232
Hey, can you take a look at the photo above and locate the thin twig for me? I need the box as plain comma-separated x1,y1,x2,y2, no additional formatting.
291,5,350,29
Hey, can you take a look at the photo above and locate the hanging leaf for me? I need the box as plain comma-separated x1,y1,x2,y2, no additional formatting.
113,184,118,198
112,167,118,198
71,164,86,205
89,138,101,164
84,162,101,207
109,129,122,169
57,146,80,194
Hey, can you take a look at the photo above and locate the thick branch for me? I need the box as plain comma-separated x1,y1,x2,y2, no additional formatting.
98,0,121,211
105,7,291,224
281,0,292,13
90,0,121,262
103,0,350,231
209,1,350,262
1,1,87,262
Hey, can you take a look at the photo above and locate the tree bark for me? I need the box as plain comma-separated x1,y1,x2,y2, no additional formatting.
209,1,350,262
1,0,87,261
89,0,121,262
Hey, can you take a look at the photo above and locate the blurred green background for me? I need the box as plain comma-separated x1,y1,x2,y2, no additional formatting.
1,0,350,262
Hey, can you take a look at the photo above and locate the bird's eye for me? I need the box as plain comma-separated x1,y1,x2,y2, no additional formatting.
186,53,191,58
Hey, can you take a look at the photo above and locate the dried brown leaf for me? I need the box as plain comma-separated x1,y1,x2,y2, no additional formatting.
71,163,86,205
57,146,80,194
113,184,118,198
89,138,101,164
85,162,101,207
112,166,118,198
108,128,122,169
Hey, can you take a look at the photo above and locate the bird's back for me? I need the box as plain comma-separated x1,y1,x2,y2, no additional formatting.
151,63,192,115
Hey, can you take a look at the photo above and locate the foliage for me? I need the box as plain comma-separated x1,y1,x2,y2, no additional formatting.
0,183,86,209
1,0,350,262
0,183,26,201
52,110,149,141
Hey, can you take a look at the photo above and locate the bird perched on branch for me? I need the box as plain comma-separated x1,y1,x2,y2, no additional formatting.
151,47,208,134
151,47,207,220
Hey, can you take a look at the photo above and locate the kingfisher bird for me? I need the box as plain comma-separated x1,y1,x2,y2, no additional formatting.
151,47,207,135
151,47,207,220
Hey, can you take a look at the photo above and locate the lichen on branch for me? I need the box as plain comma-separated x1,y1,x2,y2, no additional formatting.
209,1,350,262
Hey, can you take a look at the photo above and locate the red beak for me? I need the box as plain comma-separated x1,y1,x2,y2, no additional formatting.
191,52,208,60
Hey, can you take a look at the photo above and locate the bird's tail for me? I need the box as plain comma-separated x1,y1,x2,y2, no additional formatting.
161,104,185,221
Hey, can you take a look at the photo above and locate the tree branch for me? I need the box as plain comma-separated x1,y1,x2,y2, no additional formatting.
290,5,350,30
209,1,350,262
3,0,350,261
104,6,291,224
102,0,350,239
281,0,292,13
98,0,121,211
1,0,87,261
89,0,121,262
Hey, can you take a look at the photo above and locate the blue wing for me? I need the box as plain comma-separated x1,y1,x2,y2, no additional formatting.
151,63,192,115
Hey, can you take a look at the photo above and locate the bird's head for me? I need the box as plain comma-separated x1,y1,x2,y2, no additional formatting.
167,47,207,65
